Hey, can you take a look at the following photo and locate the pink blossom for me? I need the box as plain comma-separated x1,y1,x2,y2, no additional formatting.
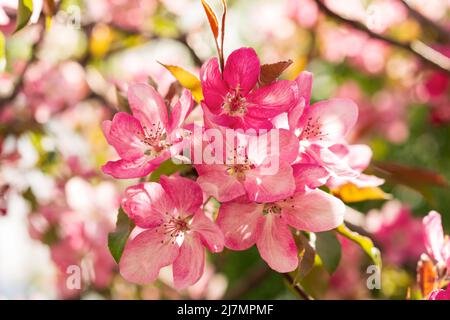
119,175,224,289
423,211,450,273
195,129,299,203
102,84,194,179
287,0,318,29
366,201,425,266
217,174,345,272
23,61,88,122
200,48,299,130
291,73,364,183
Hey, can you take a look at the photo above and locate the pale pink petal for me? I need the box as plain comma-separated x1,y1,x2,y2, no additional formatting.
304,144,359,178
200,58,228,111
247,129,299,165
102,113,146,160
296,71,313,107
223,48,260,94
292,163,329,191
167,89,194,134
256,214,298,273
160,175,203,216
246,80,298,118
281,189,345,232
128,83,169,130
298,98,358,143
345,144,373,171
172,234,205,290
122,183,174,228
196,169,246,202
288,97,306,130
423,211,445,263
244,160,295,202
119,229,179,284
217,199,264,250
102,157,158,179
190,210,224,253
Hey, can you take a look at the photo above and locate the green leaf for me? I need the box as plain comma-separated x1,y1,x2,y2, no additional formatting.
336,224,382,268
108,208,135,264
15,0,34,33
315,231,341,275
158,62,203,103
0,31,5,72
149,159,192,182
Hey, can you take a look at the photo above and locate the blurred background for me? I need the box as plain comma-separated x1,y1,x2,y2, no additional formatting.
0,0,449,299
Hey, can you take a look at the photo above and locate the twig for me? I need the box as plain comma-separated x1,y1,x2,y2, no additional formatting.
400,0,450,44
313,0,450,75
0,21,45,108
283,273,312,300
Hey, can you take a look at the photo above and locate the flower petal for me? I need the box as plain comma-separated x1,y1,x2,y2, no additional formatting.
217,199,264,250
196,168,246,202
119,229,179,284
246,80,298,118
101,157,158,179
244,160,296,202
223,48,260,94
167,89,194,134
102,113,146,160
292,163,329,191
200,58,228,111
298,98,358,143
159,175,203,216
172,234,205,290
281,189,345,232
256,214,298,273
122,183,174,228
423,211,445,263
190,210,224,253
128,83,169,130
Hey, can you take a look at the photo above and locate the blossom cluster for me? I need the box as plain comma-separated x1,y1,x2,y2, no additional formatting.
101,47,382,289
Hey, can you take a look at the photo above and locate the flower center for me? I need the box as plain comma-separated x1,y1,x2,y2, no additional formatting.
301,116,326,141
140,121,171,156
262,203,282,216
222,90,247,117
156,214,191,245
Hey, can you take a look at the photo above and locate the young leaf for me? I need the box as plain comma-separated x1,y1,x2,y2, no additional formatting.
332,183,391,203
294,232,316,280
0,31,5,72
108,208,135,264
372,161,449,188
315,231,341,275
259,60,293,86
159,62,203,103
417,256,438,298
15,0,34,33
336,223,382,268
201,0,219,40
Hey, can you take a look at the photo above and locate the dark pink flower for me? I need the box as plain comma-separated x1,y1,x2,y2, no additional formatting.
200,48,299,130
102,84,194,179
119,175,224,289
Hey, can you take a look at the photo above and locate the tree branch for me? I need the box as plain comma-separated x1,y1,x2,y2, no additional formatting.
314,0,450,75
400,0,450,44
283,273,313,300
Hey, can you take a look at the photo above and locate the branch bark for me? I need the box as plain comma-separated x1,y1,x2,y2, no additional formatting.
314,0,450,75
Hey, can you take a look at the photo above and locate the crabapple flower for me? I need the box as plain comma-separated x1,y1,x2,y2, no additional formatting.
200,47,299,130
102,84,194,179
217,187,345,272
195,129,299,203
423,211,450,274
119,175,224,289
